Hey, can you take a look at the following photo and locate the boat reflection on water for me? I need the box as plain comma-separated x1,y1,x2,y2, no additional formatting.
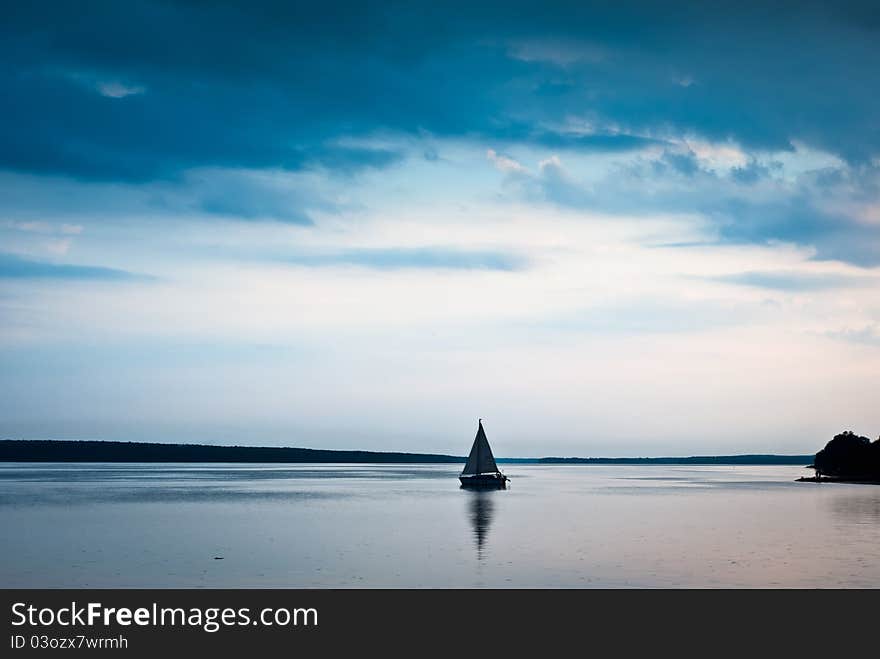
466,490,496,558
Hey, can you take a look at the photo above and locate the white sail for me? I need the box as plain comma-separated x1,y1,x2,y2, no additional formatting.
461,420,499,475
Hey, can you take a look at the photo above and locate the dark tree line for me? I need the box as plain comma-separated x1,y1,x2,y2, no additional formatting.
813,431,880,480
0,440,463,464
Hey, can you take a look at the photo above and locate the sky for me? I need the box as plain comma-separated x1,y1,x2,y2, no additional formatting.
1,1,879,456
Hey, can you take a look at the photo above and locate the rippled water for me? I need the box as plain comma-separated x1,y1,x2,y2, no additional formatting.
1,463,879,587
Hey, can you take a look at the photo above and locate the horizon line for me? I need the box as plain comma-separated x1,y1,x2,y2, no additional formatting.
0,439,813,464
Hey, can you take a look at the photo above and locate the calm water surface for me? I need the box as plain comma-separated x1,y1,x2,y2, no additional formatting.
1,463,879,588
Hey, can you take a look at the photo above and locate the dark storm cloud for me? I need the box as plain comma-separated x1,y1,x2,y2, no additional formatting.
2,1,880,262
3,0,879,181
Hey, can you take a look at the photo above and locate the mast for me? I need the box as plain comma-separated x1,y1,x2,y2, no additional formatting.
476,418,482,474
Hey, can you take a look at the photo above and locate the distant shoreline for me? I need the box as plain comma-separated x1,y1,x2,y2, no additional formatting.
0,439,812,465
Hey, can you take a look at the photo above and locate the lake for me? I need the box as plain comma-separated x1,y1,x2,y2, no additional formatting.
1,463,879,588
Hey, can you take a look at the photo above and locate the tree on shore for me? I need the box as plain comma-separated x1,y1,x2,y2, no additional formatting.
813,431,880,480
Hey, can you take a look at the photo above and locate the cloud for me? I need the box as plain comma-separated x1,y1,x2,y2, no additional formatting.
95,81,146,98
4,220,84,235
824,324,880,347
187,169,323,224
521,298,754,335
45,238,72,256
62,70,146,98
730,159,777,185
282,247,528,271
1,0,878,186
673,74,695,88
652,149,703,178
0,252,151,281
507,38,607,66
308,146,403,174
487,149,527,175
482,138,880,266
532,131,663,152
704,270,878,291
0,66,406,182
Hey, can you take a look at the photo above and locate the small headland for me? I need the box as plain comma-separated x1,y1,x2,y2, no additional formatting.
799,430,880,484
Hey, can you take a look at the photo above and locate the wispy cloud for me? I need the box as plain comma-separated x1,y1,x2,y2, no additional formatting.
0,253,152,281
61,71,146,98
95,81,146,98
487,149,528,175
282,247,528,271
824,325,880,347
4,221,84,235
703,270,878,292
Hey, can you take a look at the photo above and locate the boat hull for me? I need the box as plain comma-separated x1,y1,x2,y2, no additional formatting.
459,473,509,489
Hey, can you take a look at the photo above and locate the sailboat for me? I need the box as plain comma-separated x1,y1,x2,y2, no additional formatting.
459,419,510,488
